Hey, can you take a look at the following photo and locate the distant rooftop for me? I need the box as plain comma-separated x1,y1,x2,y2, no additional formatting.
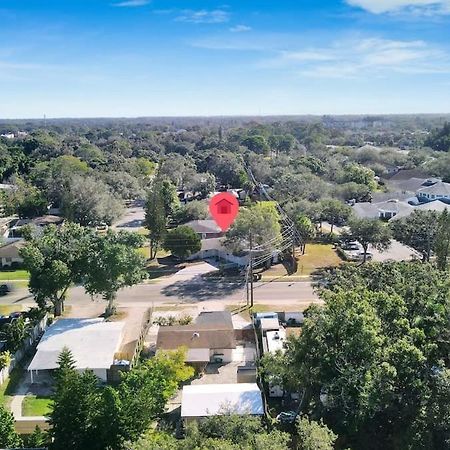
185,220,222,234
417,181,450,197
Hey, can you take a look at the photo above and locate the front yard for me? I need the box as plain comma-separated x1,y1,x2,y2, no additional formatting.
0,270,29,281
22,395,52,416
262,243,343,280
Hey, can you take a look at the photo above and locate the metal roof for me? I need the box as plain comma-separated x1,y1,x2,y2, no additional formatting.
28,318,124,372
181,383,263,417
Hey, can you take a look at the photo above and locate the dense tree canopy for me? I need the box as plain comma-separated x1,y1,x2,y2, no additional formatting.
49,348,194,450
275,262,450,450
163,225,202,259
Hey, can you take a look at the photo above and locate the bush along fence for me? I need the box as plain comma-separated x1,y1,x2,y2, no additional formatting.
0,313,48,386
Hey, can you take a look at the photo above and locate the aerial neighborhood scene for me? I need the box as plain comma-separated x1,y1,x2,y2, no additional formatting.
1,1,450,450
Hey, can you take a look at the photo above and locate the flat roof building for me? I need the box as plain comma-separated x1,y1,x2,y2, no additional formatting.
181,383,263,421
28,318,124,382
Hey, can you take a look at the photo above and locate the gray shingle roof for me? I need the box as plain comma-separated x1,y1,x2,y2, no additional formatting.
417,181,450,196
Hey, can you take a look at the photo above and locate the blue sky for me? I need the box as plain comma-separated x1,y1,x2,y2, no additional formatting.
1,0,450,117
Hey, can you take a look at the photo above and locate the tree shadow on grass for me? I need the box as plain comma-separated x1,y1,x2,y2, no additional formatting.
160,276,245,302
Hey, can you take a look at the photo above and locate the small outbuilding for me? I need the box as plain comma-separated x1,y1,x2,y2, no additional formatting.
181,383,264,422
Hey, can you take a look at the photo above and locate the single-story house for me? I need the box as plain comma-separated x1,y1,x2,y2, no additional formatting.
28,318,124,382
391,200,449,221
0,238,25,268
353,199,413,220
185,220,224,239
416,181,450,204
181,383,264,422
156,311,237,365
186,237,248,267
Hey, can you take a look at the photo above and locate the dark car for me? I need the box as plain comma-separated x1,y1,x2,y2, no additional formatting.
276,411,297,424
0,284,11,296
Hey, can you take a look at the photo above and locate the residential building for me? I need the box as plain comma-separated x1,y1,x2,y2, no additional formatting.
391,200,449,221
0,239,25,268
353,199,413,220
156,311,237,366
28,318,125,382
416,181,450,204
185,220,223,239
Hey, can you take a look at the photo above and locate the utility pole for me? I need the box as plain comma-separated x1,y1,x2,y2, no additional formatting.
249,232,254,309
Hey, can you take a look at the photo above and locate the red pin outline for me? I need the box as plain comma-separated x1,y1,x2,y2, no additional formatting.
209,192,239,232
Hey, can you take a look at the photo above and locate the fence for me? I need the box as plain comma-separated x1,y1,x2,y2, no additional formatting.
0,314,48,385
251,313,271,421
109,307,153,383
130,307,153,368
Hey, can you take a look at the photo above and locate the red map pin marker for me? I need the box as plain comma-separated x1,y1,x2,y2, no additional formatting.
209,192,239,232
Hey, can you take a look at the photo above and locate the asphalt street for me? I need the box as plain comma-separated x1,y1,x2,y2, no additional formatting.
0,278,319,310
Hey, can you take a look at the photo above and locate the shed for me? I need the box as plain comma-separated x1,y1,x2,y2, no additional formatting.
181,383,263,421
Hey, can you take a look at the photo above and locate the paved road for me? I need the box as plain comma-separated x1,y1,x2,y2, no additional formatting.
0,278,319,310
111,202,145,232
0,261,320,313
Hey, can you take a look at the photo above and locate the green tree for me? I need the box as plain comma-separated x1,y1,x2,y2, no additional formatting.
55,346,76,379
319,198,352,233
49,348,193,450
390,210,439,262
145,181,168,259
49,359,102,450
348,217,391,263
0,351,11,370
118,349,194,443
159,178,180,217
20,223,93,315
82,231,147,316
225,202,282,254
173,200,209,225
435,208,450,270
426,122,450,152
24,426,48,448
341,163,377,191
0,404,22,448
61,174,123,226
296,215,315,254
283,262,450,449
1,317,30,352
242,135,270,155
163,225,201,259
2,179,48,218
296,417,337,450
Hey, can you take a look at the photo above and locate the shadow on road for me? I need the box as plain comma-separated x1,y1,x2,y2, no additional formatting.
161,276,244,302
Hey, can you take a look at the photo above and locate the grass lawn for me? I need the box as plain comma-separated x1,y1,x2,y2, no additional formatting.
0,365,24,409
0,270,29,280
22,395,52,416
0,305,23,315
263,244,343,279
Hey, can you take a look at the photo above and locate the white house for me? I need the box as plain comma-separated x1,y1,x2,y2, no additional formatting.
181,383,264,422
28,318,124,382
